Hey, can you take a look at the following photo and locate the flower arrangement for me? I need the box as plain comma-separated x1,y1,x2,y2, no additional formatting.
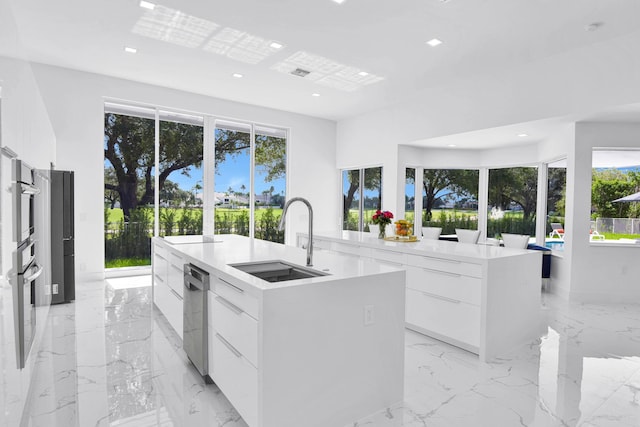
371,210,394,238
372,209,394,226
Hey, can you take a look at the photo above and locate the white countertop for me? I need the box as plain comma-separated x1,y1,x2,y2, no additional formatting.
306,230,538,263
155,234,403,292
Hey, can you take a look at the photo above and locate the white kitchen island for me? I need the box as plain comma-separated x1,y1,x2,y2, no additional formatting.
152,234,405,427
298,231,543,362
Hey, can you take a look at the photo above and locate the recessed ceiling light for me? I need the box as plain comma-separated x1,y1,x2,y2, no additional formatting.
124,47,137,54
312,93,321,97
448,144,456,147
517,133,528,137
232,73,243,78
426,38,443,47
332,0,347,4
139,0,155,10
357,71,369,77
269,42,283,49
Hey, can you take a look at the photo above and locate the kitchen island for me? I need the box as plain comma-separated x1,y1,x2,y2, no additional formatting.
298,231,543,362
152,234,405,427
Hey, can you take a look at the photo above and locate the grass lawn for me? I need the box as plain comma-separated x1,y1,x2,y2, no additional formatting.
601,232,640,240
105,258,151,268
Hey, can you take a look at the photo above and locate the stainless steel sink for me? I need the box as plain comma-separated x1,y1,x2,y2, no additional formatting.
230,260,329,283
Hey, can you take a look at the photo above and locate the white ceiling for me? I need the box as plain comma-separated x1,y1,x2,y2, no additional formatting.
2,0,640,147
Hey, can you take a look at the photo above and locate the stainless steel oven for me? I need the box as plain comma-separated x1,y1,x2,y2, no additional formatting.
12,159,39,243
13,247,42,369
10,158,45,369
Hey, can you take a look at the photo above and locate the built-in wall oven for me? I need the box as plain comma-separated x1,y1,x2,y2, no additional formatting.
11,159,44,369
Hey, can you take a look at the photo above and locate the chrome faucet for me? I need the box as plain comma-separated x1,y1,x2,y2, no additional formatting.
278,197,313,267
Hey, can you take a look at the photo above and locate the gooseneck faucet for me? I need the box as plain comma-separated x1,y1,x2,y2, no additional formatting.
278,197,313,267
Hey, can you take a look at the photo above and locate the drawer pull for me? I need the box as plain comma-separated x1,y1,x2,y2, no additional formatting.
421,267,461,278
216,333,242,358
216,296,243,315
154,275,164,283
218,277,244,293
421,291,461,304
424,257,461,265
154,254,166,261
171,264,182,272
169,288,183,301
379,260,403,267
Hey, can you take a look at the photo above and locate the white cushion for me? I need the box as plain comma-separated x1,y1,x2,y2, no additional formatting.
422,227,442,240
456,228,480,244
501,233,530,249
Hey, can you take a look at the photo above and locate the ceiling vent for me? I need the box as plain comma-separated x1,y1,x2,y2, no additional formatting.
291,68,311,77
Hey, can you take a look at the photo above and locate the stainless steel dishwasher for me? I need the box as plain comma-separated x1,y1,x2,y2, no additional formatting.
183,263,211,381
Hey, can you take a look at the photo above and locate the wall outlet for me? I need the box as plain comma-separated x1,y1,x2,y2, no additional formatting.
364,305,375,326
52,283,59,294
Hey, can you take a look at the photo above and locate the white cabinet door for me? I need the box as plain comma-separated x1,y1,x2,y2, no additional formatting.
405,265,481,306
211,294,258,368
406,288,480,349
154,278,183,339
211,333,258,427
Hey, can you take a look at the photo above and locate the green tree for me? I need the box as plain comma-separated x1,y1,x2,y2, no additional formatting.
422,169,479,221
104,113,203,220
591,169,635,217
488,167,538,219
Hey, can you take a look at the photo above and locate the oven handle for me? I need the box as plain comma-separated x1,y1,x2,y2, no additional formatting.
20,182,40,195
23,263,43,284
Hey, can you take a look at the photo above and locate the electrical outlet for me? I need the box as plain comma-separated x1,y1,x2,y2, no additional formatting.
364,305,374,326
52,284,59,294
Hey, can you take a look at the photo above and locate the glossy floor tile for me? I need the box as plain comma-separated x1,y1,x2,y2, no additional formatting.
22,277,640,427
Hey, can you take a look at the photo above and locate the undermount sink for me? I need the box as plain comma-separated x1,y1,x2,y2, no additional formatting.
230,260,329,283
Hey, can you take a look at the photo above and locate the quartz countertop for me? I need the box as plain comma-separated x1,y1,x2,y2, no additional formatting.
156,234,402,292
305,230,538,263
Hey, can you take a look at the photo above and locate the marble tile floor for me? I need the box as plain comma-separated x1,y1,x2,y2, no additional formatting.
21,276,640,427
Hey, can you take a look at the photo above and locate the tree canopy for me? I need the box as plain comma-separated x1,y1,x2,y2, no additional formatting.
422,169,479,220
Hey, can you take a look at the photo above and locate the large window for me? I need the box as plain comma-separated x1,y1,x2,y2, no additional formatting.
591,150,640,241
342,166,382,231
213,120,287,243
546,159,566,248
488,166,538,239
104,110,157,268
405,168,415,223
254,126,286,242
422,169,479,234
159,113,204,236
104,104,287,269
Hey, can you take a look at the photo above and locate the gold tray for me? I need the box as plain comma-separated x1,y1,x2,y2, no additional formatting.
384,235,418,242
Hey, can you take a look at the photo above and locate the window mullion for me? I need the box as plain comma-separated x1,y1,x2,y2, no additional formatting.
249,124,256,238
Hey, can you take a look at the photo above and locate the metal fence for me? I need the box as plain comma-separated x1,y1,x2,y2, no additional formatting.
595,217,640,235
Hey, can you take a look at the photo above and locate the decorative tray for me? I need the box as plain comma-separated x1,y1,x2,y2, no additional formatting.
384,236,418,242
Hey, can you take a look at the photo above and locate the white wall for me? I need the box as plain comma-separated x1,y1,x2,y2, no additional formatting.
568,122,640,302
0,54,56,426
27,63,337,280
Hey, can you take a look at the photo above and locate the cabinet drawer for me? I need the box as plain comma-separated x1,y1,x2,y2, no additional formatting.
153,243,167,260
211,333,258,427
406,288,480,348
331,242,361,256
154,280,183,339
212,275,259,320
167,262,184,298
153,253,168,282
406,266,481,306
406,254,482,278
371,248,406,266
209,293,258,368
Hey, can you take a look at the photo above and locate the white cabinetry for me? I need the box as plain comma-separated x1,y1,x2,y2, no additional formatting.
152,235,405,427
152,242,184,339
301,231,542,361
206,273,259,427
